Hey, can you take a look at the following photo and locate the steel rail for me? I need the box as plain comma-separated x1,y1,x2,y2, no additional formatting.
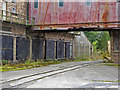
2,61,102,88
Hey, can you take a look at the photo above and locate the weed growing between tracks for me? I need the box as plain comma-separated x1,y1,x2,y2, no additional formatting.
0,58,94,72
102,63,120,67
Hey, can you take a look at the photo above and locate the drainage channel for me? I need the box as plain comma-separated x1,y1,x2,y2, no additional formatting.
2,61,102,88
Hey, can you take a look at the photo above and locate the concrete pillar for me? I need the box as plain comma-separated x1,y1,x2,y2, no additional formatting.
70,42,73,58
13,37,16,62
0,21,2,61
54,41,57,59
109,31,113,60
110,30,120,63
30,39,32,60
0,34,2,61
43,40,46,59
118,30,120,65
73,38,76,59
118,1,120,65
64,41,65,59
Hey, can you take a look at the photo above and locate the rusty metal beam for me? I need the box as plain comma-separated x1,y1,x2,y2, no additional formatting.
34,21,120,26
31,26,120,31
32,21,120,31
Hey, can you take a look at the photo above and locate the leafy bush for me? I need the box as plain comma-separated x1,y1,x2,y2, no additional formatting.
2,60,8,65
25,59,31,64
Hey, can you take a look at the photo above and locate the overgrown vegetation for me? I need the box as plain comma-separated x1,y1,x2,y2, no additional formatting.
102,63,120,67
92,80,120,82
84,31,112,63
0,58,94,72
84,31,110,51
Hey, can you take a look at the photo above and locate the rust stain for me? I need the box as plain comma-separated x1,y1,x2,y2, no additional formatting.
39,0,41,24
43,2,49,24
55,0,57,24
94,2,99,22
102,2,109,27
69,2,74,24
34,21,120,28
29,1,118,29
102,3,109,21
42,0,45,29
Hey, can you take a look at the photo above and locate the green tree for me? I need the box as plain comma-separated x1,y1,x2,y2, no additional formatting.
84,31,110,51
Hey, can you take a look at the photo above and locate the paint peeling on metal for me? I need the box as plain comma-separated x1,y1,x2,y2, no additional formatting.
29,1,118,27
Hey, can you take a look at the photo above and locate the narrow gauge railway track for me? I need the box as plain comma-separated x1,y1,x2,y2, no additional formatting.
2,61,102,88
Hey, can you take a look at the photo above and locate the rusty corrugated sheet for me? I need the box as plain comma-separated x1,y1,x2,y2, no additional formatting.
29,0,118,28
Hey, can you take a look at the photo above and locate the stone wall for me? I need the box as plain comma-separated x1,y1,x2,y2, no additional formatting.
1,22,27,61
2,22,26,35
45,32,73,42
1,22,93,62
6,0,27,16
73,32,93,60
0,1,28,24
1,21,75,61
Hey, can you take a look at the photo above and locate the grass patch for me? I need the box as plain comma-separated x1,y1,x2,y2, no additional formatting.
73,59,92,62
103,63,120,67
0,58,93,72
93,80,120,82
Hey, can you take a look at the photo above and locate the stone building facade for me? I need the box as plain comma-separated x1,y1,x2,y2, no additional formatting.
0,0,29,62
0,1,93,63
73,32,93,60
1,0,27,15
0,1,119,64
28,30,74,60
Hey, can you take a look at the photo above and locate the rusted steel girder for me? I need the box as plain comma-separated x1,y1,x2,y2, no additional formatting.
33,21,120,30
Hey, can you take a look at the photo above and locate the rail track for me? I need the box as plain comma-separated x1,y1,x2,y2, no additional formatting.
2,60,102,88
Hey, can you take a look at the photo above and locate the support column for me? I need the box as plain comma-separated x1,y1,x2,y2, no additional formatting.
109,31,113,60
110,30,120,63
0,21,2,62
118,1,120,65
118,31,120,65
43,40,46,59
0,34,2,61
54,40,57,59
13,37,17,62
30,39,32,60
